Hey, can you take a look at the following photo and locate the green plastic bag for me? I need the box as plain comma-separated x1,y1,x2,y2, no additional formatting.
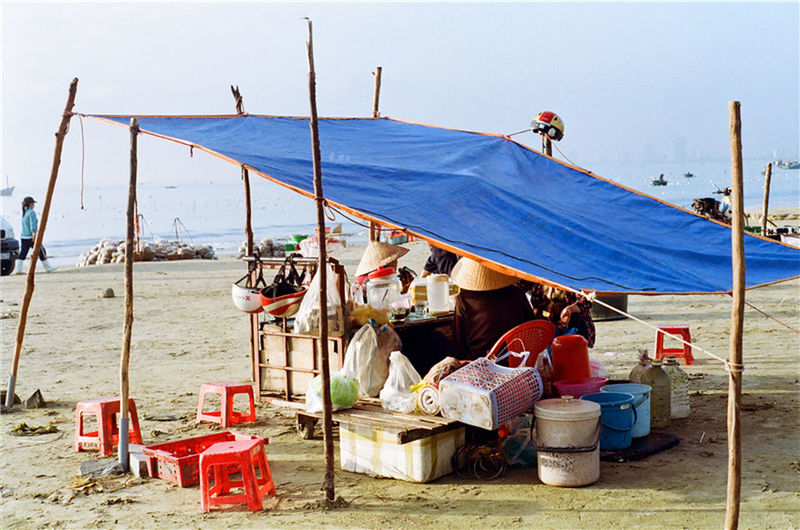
305,372,359,412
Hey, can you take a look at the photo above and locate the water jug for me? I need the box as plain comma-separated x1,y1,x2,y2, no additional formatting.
366,267,402,310
551,335,591,382
663,357,690,418
631,358,671,428
629,348,651,383
426,274,450,314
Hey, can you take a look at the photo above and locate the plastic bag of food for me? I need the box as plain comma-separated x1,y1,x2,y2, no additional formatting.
342,323,385,397
294,264,345,335
305,372,360,413
379,351,421,413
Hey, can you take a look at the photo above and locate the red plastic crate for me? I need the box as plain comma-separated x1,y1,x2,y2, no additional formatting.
143,431,266,487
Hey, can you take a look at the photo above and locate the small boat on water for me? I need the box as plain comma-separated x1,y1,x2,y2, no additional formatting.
683,172,694,178
0,176,12,197
651,174,667,186
775,160,800,170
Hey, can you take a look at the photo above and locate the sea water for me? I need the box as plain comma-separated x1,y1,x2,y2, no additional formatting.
1,157,796,268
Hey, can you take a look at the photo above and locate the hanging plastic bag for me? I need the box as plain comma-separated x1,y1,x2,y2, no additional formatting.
379,351,421,413
305,372,359,413
294,263,344,335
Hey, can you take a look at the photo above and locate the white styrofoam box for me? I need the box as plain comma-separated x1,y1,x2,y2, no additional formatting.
339,424,465,483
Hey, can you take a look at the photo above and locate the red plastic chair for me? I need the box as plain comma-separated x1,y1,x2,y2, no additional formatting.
487,320,557,367
199,438,276,512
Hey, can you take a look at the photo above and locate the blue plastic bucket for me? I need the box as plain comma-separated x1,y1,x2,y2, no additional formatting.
581,392,636,450
601,383,651,438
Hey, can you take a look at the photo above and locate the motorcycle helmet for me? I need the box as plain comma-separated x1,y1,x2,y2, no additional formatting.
231,273,265,313
530,111,565,141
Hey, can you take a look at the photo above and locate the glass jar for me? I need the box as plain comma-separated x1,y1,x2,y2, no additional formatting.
426,274,450,314
366,267,402,310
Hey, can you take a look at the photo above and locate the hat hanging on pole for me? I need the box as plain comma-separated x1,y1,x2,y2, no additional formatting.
530,111,565,141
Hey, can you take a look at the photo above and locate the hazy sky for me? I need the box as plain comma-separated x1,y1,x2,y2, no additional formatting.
2,1,799,191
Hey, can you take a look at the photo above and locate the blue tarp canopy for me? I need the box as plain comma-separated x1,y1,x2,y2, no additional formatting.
91,114,800,294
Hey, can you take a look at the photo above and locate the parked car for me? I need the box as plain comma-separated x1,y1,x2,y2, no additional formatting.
1,216,20,275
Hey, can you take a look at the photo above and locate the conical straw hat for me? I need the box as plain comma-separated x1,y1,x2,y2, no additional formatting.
355,241,410,276
450,257,517,291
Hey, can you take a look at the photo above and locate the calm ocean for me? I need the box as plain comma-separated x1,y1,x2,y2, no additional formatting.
2,157,797,269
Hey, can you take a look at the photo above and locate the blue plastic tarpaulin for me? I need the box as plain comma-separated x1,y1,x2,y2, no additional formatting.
91,114,800,294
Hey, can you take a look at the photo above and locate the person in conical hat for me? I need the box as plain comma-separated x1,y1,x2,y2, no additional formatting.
450,257,533,360
355,241,410,278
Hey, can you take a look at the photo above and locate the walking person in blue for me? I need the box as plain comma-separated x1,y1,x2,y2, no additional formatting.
15,196,55,274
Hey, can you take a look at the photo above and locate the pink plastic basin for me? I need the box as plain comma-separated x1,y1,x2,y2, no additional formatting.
554,377,608,398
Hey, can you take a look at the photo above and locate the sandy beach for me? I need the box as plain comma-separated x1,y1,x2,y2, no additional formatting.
1,240,798,528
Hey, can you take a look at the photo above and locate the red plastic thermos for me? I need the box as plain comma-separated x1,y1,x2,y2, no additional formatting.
551,334,591,382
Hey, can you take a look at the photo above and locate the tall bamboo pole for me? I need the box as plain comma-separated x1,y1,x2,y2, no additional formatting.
5,78,78,408
306,19,335,502
119,118,139,470
230,87,257,381
369,66,383,242
725,101,745,530
760,162,772,236
543,135,553,157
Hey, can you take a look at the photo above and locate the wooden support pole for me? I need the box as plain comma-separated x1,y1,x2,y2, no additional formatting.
5,78,78,408
372,66,382,118
725,101,745,530
369,66,383,242
242,166,254,257
306,18,335,502
543,135,553,157
760,162,772,236
119,117,139,470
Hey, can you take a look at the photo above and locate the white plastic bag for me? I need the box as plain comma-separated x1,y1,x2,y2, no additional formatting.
305,372,360,413
294,264,344,335
379,351,421,413
589,355,610,379
342,322,401,397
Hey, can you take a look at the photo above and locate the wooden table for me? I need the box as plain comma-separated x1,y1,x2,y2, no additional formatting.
270,397,460,443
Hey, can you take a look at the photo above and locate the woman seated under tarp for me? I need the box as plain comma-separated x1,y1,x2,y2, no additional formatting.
524,282,596,348
450,258,534,360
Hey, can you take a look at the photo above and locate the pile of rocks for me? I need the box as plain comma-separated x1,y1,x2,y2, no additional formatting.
237,238,286,258
77,239,215,267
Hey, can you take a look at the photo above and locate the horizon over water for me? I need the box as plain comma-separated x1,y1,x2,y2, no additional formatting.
1,157,797,269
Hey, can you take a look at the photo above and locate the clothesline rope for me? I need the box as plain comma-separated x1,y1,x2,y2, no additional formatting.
576,290,737,371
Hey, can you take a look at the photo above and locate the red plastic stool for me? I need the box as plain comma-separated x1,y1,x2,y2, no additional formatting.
655,325,694,365
199,439,276,512
74,397,143,456
196,382,256,428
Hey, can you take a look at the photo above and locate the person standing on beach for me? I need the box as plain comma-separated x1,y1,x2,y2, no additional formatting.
15,196,56,274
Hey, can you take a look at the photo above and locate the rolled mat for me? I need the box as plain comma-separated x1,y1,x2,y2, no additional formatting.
416,385,441,415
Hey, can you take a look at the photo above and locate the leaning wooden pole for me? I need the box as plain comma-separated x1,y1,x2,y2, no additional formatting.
369,66,383,242
760,162,772,236
725,101,745,530
119,118,139,470
231,87,257,381
5,78,78,408
306,19,335,502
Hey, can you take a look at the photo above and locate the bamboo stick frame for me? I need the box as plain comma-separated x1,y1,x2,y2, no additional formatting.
118,118,139,470
5,78,78,408
306,19,336,502
369,66,383,242
760,162,772,236
725,101,745,530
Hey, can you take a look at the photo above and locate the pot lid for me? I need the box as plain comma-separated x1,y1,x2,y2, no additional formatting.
535,396,600,420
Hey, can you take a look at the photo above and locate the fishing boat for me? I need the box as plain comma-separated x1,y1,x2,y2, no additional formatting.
682,172,694,178
775,160,800,170
651,174,667,186
0,176,13,197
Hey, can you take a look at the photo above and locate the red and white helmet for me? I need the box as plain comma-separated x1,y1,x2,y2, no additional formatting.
231,274,265,313
260,289,306,318
530,111,565,141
